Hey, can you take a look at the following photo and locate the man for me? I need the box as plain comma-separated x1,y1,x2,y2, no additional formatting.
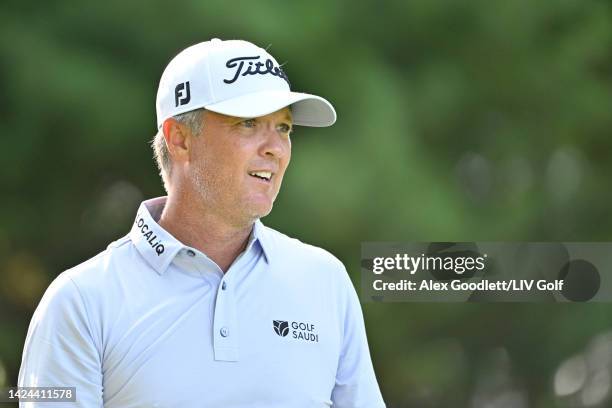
18,39,385,407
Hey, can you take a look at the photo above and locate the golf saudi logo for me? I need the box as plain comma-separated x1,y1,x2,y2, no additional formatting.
273,320,319,342
273,320,289,337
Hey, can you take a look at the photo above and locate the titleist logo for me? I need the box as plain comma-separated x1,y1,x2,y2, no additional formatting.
224,56,290,85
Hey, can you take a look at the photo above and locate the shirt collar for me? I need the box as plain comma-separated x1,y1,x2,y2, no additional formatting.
252,218,271,265
129,196,271,275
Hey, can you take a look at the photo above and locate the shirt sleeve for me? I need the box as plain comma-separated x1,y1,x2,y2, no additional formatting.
331,267,386,408
18,272,103,407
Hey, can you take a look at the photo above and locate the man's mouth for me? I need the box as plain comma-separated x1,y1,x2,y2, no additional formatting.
248,171,273,182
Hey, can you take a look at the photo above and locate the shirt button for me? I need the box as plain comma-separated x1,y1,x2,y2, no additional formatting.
220,327,230,337
186,249,196,257
221,282,227,290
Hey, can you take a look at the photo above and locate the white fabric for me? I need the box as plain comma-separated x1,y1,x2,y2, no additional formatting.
18,197,385,408
156,39,336,128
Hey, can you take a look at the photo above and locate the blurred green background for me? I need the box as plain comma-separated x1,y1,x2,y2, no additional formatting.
1,0,612,407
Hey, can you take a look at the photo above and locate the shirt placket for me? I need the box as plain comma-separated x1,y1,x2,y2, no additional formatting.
212,274,238,362
181,237,261,363
211,240,262,362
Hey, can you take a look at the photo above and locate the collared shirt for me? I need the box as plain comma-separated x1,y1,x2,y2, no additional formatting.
18,197,385,408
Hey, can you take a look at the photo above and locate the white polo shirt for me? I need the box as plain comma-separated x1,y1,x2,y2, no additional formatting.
18,197,385,408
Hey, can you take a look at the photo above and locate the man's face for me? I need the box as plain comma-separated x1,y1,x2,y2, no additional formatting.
186,107,292,225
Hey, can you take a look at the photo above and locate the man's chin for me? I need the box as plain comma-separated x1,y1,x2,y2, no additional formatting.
250,203,273,220
232,192,276,222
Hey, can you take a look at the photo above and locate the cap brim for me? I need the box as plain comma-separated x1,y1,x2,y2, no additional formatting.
204,90,336,127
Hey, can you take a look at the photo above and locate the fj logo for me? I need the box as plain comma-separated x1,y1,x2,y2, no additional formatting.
174,81,191,106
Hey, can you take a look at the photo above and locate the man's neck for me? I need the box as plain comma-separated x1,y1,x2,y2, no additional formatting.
158,194,254,273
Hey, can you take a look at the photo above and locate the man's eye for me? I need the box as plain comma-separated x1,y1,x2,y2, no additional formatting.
278,123,292,134
242,119,256,128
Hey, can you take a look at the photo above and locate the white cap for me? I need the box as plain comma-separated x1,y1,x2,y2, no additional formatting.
156,39,336,129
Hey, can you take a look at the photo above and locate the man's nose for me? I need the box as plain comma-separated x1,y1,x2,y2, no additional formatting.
260,128,288,158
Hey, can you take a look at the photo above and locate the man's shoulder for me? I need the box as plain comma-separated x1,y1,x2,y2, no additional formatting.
260,224,357,301
59,234,138,292
31,234,138,323
260,224,345,271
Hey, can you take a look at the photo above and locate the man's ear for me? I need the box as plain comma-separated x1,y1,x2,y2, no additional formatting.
162,118,191,162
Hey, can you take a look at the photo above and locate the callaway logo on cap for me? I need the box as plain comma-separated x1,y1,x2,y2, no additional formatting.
156,38,336,129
